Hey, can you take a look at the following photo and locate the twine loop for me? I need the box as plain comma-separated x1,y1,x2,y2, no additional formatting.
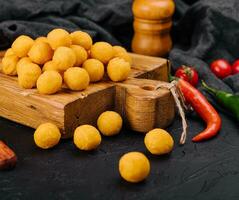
156,81,188,145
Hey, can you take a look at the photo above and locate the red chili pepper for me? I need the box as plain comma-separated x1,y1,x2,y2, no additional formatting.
177,79,222,142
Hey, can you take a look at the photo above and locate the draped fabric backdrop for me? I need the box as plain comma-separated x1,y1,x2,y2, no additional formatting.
0,0,133,50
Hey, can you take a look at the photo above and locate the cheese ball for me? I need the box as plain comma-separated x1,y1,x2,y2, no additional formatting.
35,37,48,43
18,63,42,89
82,59,104,82
28,41,53,64
113,46,127,54
52,47,76,71
90,42,114,64
16,57,32,75
2,55,19,75
144,129,174,155
113,46,132,64
119,152,150,183
37,71,62,94
73,125,101,151
42,60,59,72
11,35,34,57
64,67,90,91
47,28,72,50
107,58,131,82
34,123,61,149
70,45,88,66
97,111,122,136
70,31,93,50
5,48,15,57
115,52,133,65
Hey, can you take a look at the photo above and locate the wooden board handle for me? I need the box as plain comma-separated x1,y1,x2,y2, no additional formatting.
116,78,175,133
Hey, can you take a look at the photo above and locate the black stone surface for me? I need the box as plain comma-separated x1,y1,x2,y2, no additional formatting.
0,112,239,200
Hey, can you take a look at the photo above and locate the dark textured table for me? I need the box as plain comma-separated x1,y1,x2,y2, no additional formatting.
1,110,239,200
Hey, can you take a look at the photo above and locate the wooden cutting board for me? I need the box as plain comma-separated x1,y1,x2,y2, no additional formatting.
0,52,175,138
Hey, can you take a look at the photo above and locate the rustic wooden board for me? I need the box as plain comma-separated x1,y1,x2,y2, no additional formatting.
0,52,174,138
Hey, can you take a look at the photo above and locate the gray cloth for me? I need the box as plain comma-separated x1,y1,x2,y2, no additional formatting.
171,0,239,94
0,0,133,50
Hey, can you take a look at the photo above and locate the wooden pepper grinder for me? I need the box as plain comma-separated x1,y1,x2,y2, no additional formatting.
132,0,175,57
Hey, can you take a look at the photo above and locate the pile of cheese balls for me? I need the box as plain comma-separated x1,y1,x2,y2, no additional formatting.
1,28,132,94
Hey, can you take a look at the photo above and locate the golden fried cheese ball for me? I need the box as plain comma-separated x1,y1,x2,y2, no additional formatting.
37,71,62,95
82,59,104,82
64,67,90,91
97,111,123,136
70,31,93,50
115,52,133,65
11,35,34,57
28,41,53,65
113,46,127,54
90,42,114,64
34,123,61,149
18,63,42,89
42,60,59,72
113,46,132,64
73,125,101,151
35,36,48,43
2,55,19,76
52,47,76,71
5,48,15,57
16,57,32,75
119,152,150,183
70,45,88,66
144,129,174,155
47,28,72,50
107,58,131,82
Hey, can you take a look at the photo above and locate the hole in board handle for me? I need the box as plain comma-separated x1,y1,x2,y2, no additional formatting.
141,85,156,91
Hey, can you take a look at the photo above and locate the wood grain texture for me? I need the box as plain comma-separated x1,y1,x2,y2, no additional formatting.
0,51,174,138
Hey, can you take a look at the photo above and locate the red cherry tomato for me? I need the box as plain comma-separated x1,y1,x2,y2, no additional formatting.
232,60,239,75
175,65,199,86
210,59,232,79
